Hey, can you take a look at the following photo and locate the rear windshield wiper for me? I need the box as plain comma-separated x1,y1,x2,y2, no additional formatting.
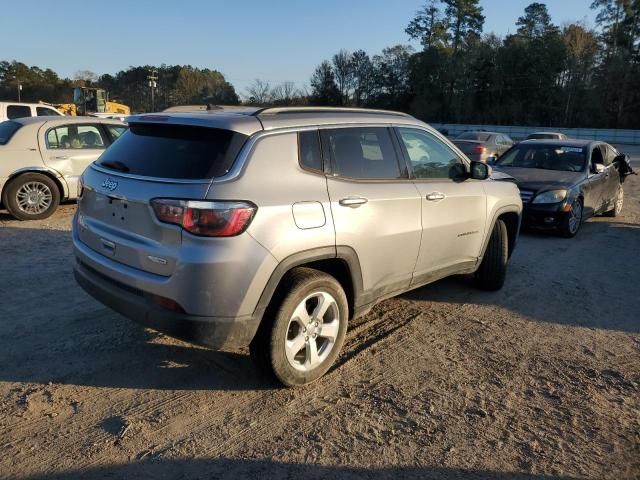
100,160,130,173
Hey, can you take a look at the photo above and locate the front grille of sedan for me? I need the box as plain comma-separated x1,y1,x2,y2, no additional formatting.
519,190,534,203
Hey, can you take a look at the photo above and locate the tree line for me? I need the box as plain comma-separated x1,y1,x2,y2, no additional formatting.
300,0,640,129
1,1,638,128
0,63,239,112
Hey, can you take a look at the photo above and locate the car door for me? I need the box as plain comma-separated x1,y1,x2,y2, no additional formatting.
395,127,487,284
584,145,607,214
602,144,622,209
322,126,422,299
39,122,108,197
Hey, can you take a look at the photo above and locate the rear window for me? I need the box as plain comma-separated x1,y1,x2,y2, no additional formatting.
457,131,490,141
96,123,248,179
527,133,556,140
0,121,21,145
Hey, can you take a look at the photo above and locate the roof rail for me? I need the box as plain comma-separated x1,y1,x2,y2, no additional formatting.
251,106,413,118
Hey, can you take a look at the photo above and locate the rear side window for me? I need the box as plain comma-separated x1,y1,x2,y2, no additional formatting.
97,123,248,179
0,120,21,145
298,130,323,172
46,124,106,149
7,105,32,119
37,107,61,116
324,127,401,179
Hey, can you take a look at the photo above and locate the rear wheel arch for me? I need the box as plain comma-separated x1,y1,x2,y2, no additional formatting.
252,246,363,333
3,168,67,204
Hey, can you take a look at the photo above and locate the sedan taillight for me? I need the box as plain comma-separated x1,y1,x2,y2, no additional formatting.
473,145,486,154
151,199,256,237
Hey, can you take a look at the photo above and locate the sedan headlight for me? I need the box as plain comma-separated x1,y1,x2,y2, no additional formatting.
532,189,567,204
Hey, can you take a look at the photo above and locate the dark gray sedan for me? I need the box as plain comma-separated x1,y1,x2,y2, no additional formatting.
493,140,633,237
452,131,514,163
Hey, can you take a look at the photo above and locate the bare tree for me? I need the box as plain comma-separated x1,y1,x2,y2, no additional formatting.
270,81,297,104
332,50,354,105
73,70,98,84
245,79,271,105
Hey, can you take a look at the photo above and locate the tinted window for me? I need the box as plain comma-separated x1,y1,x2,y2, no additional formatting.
496,144,586,172
399,128,463,179
325,127,401,179
106,124,127,141
457,131,490,141
36,107,61,116
0,121,21,145
97,123,248,179
7,105,32,119
527,133,556,140
47,124,106,149
298,130,323,172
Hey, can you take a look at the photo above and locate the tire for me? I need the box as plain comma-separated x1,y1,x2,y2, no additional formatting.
475,219,508,291
603,184,623,217
249,268,349,387
4,173,60,220
559,198,582,238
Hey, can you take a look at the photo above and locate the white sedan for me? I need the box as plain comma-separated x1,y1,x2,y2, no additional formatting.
0,116,127,220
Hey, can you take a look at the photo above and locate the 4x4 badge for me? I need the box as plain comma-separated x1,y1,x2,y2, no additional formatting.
102,178,118,191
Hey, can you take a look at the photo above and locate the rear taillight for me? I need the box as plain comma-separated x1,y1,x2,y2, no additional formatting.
151,199,256,237
473,145,486,154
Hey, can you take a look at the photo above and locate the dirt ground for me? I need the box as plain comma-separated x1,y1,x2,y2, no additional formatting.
0,172,639,479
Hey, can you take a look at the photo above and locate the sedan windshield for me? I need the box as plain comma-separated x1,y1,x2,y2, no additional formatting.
496,144,586,172
456,132,491,141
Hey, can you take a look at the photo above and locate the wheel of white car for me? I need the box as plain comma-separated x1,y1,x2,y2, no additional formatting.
250,267,348,386
4,173,60,220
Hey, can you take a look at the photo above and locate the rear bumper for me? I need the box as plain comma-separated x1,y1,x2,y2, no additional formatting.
74,259,260,349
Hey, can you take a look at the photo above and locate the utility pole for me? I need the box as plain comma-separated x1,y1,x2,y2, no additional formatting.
17,83,22,102
147,69,158,112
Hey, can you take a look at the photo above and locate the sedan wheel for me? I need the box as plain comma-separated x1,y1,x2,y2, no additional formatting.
4,173,60,221
560,199,582,238
604,185,624,217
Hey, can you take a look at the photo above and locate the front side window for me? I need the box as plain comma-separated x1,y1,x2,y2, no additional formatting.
398,128,463,179
7,105,32,119
324,127,401,179
46,124,106,149
298,130,323,172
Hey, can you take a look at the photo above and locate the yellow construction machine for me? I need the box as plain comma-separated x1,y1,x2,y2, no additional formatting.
43,87,130,117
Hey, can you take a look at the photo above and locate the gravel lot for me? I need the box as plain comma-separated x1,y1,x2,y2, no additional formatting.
0,171,638,479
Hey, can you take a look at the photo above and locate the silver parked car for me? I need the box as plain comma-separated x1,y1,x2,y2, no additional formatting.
452,131,514,163
72,107,522,386
0,116,127,219
525,131,568,141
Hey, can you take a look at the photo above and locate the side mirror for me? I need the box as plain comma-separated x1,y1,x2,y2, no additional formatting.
470,160,490,180
593,163,606,174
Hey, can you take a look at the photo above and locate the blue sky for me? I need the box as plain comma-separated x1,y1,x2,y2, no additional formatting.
1,1,596,95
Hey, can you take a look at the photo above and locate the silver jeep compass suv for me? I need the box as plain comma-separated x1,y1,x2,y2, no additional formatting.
73,107,522,386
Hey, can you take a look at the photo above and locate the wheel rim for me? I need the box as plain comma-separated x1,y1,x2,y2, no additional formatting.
568,201,582,234
285,291,340,372
16,181,53,215
615,187,624,214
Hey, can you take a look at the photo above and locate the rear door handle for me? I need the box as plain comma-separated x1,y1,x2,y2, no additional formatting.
53,155,68,160
426,192,446,201
339,197,368,208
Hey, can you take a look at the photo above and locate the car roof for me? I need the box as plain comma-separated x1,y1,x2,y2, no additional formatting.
12,116,125,126
528,131,565,135
127,107,427,136
458,131,501,136
518,139,595,147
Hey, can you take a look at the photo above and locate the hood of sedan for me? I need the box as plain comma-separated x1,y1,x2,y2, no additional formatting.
493,166,584,192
